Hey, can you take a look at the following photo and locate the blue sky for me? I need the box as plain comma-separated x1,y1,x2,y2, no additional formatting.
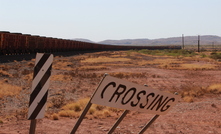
0,0,220,42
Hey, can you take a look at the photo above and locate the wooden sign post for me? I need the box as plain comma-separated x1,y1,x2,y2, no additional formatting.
70,74,180,133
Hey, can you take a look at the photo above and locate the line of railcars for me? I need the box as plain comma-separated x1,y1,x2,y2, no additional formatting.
0,31,181,55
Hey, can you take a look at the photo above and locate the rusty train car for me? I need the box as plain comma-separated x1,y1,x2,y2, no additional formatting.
0,31,181,55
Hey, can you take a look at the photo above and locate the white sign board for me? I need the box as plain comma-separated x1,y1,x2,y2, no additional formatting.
91,75,180,115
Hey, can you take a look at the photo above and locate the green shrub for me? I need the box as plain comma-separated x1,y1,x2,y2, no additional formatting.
210,52,221,59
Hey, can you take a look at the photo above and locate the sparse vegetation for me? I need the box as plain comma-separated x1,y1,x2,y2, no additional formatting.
1,50,221,125
58,98,121,119
0,69,13,77
210,51,221,59
137,49,197,57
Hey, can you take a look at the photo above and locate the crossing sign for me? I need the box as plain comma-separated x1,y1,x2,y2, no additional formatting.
91,75,180,115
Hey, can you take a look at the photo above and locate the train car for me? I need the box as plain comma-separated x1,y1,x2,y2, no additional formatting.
0,31,15,55
0,31,182,55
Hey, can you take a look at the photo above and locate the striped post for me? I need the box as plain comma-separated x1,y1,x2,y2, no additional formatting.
28,53,53,134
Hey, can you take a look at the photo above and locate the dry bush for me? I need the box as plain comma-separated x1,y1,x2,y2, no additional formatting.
182,96,194,103
0,65,10,71
174,83,221,102
61,103,82,112
0,80,22,99
179,85,206,98
58,110,80,118
51,113,59,120
15,107,28,120
27,62,35,67
50,94,65,108
21,69,32,75
22,73,33,81
0,70,13,77
207,83,221,94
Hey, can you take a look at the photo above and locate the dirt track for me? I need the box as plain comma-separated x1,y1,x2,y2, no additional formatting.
0,51,221,134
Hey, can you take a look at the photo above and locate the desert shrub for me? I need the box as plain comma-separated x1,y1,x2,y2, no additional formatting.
207,84,221,94
200,53,207,58
182,96,194,103
50,94,65,108
21,69,32,75
58,110,80,118
210,52,221,59
15,108,28,120
52,113,59,120
137,49,197,57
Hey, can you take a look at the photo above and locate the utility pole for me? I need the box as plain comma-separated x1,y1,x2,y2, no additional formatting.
182,34,184,49
198,35,200,52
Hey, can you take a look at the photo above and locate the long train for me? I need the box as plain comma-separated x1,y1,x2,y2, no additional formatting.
0,31,181,55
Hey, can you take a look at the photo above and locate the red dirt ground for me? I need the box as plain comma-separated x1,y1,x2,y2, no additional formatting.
0,51,221,134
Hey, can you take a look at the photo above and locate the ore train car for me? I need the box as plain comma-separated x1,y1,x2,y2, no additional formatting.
0,31,181,55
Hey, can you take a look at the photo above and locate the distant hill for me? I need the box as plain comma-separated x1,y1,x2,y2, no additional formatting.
98,35,221,46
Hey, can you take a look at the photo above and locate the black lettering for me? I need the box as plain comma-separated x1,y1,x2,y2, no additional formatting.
150,96,168,111
131,90,146,107
146,95,159,109
121,88,136,105
101,82,116,98
140,93,155,108
160,98,175,112
109,84,126,102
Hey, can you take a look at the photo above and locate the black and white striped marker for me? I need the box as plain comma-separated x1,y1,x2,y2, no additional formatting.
28,53,53,120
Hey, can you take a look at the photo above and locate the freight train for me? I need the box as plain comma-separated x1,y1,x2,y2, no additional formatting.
0,31,181,55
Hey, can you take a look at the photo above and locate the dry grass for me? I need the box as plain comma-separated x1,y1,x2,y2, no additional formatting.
78,65,108,71
109,72,147,79
53,60,73,71
104,63,134,67
179,63,217,70
51,74,73,82
140,57,218,70
139,58,183,68
58,98,120,119
0,80,22,99
81,56,130,63
174,83,221,102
